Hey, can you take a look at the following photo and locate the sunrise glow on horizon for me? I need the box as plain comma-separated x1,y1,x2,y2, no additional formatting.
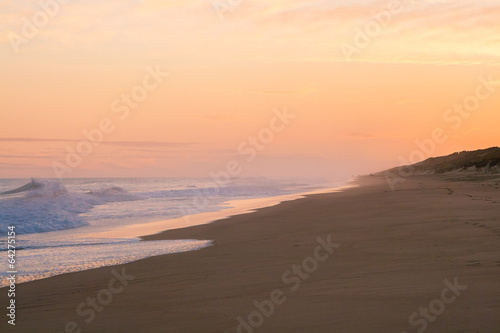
1,0,499,179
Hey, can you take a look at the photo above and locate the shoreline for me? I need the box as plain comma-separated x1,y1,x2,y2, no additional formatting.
2,182,352,287
3,174,500,332
136,180,357,241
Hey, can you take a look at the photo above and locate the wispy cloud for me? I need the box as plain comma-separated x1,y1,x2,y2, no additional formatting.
206,88,299,95
0,154,59,159
2,0,498,63
0,138,199,147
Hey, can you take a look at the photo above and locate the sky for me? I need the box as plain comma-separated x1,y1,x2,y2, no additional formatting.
0,0,499,180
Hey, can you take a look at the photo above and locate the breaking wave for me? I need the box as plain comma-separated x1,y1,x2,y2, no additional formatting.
0,179,142,235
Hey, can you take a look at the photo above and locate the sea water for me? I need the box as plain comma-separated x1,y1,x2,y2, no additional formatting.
0,177,334,286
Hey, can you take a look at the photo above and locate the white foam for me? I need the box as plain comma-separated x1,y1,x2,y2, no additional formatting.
0,239,212,287
0,179,142,234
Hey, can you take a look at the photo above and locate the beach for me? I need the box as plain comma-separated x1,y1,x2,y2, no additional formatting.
3,173,500,332
3,0,498,331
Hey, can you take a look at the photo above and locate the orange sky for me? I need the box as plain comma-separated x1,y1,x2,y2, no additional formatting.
1,0,499,180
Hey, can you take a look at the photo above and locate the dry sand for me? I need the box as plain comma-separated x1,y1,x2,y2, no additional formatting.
2,174,500,332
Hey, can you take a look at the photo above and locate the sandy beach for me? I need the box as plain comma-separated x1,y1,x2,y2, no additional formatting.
3,0,498,331
3,173,500,333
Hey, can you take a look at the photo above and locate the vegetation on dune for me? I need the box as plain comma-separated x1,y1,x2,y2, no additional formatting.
414,147,500,173
382,147,500,175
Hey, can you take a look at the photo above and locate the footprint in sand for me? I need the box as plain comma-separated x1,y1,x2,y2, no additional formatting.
463,221,500,237
466,261,481,266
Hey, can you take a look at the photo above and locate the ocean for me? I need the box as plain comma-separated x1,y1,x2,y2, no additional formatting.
0,177,340,286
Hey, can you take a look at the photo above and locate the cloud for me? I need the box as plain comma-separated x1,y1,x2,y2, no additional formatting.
0,138,198,147
0,154,58,159
208,88,299,95
389,99,428,104
1,0,498,64
341,132,389,140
